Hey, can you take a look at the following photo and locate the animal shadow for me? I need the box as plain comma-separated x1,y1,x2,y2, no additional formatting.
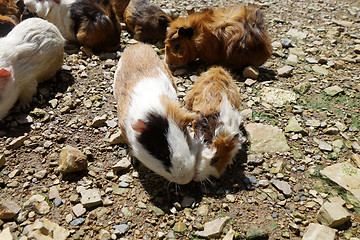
0,70,75,137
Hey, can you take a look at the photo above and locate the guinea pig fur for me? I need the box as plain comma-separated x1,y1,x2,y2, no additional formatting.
0,0,21,17
117,0,177,43
0,14,17,37
0,18,65,120
24,0,77,41
165,4,272,69
70,0,121,51
185,66,246,182
113,43,201,185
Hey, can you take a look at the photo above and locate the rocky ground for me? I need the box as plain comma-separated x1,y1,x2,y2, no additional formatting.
1,0,360,239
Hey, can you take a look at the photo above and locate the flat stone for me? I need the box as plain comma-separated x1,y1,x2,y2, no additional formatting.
302,223,337,240
92,115,107,127
99,229,111,240
324,86,344,96
245,123,290,153
312,65,328,75
195,217,230,238
243,66,259,80
286,54,298,65
0,154,5,168
173,222,187,233
108,131,126,145
80,189,102,208
70,218,85,226
24,194,50,215
277,65,294,77
73,203,86,217
244,79,257,86
33,170,47,179
113,224,129,234
352,142,360,153
351,154,360,168
28,218,70,240
259,87,297,107
0,227,13,240
29,108,46,118
56,145,87,173
0,200,21,220
7,134,28,149
150,206,165,216
49,186,60,200
285,117,305,133
112,157,131,172
286,29,308,39
223,229,235,240
323,127,340,135
294,81,311,95
315,139,333,152
317,201,351,227
197,205,209,216
8,169,21,179
53,197,63,207
321,162,360,205
245,227,269,240
332,19,353,27
272,179,292,197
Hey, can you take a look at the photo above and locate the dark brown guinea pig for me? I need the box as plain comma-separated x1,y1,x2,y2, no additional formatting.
0,0,20,16
115,0,177,43
0,14,17,37
70,0,121,51
165,4,272,69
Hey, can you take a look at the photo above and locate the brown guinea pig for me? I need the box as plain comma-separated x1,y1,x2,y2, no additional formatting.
165,4,272,69
0,14,17,37
0,0,21,17
70,0,122,51
185,66,246,182
114,0,177,43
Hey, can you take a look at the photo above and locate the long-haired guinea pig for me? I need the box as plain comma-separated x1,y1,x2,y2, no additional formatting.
70,0,121,51
0,18,65,120
114,0,178,43
165,4,272,69
0,14,17,37
24,0,121,51
185,66,246,182
113,43,201,185
0,0,21,17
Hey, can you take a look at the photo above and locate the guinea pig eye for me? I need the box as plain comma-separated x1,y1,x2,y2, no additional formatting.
174,43,180,52
210,156,220,166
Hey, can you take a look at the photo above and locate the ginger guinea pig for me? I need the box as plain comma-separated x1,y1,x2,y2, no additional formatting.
115,0,177,43
165,4,272,69
185,66,246,182
113,43,201,184
0,18,65,120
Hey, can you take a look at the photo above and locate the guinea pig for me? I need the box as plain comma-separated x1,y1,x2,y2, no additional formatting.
69,0,121,51
165,4,272,69
184,66,246,182
0,0,20,17
0,14,17,37
0,18,65,120
23,0,77,41
113,43,201,185
114,0,177,43
24,0,121,51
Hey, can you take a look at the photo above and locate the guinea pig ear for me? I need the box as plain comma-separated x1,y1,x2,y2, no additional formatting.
177,27,194,38
132,119,148,133
0,68,12,89
158,15,170,26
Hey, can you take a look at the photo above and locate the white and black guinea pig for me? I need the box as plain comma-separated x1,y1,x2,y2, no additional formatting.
0,18,65,120
113,43,201,184
185,66,246,182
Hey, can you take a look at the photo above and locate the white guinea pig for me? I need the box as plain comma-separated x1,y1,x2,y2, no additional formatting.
0,18,65,120
113,43,201,185
24,0,77,41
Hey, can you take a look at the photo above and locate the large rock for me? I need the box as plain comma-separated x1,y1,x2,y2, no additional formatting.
259,87,297,107
28,218,70,240
55,146,87,173
0,200,21,220
302,223,337,240
317,201,351,227
320,162,360,205
0,227,12,240
195,217,230,238
245,123,290,153
23,195,50,215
